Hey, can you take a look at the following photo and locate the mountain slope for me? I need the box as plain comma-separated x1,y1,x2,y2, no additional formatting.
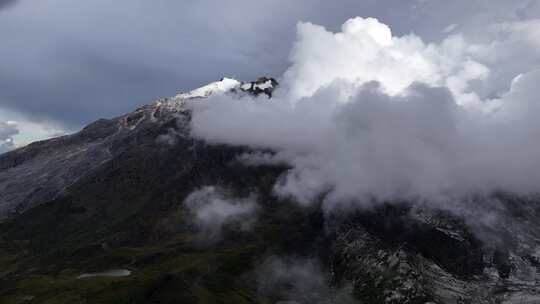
0,77,277,218
1,78,540,304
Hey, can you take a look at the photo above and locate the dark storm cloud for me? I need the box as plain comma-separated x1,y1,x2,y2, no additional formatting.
0,0,539,140
0,0,17,10
0,51,184,127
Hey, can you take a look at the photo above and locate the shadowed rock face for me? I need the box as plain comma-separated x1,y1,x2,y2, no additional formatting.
0,118,120,217
1,78,540,303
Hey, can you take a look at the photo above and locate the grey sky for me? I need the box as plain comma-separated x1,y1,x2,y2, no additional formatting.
0,0,539,145
0,0,16,10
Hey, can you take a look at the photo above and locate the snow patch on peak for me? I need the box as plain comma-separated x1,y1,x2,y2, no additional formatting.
254,79,274,90
175,77,240,100
152,76,278,113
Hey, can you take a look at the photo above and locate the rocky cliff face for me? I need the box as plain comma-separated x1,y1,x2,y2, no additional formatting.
1,78,539,304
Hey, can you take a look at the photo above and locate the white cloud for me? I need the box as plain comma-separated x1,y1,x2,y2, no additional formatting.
189,17,540,210
184,186,257,239
282,17,490,109
464,19,540,100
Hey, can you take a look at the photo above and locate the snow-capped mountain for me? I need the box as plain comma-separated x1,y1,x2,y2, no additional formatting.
1,78,540,304
0,77,276,218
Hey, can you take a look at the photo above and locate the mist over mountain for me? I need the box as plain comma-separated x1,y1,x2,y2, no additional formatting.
1,11,540,304
192,17,540,210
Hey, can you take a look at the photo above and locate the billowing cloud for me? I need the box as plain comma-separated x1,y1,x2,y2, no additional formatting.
190,17,540,210
2,0,539,145
283,17,489,108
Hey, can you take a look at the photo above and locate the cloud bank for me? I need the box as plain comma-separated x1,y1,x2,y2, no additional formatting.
0,121,19,154
0,108,68,148
190,17,540,209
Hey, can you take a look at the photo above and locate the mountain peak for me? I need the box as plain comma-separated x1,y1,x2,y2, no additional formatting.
0,76,279,217
174,76,278,100
174,77,241,99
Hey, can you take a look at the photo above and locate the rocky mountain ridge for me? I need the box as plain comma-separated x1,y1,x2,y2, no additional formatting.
0,77,276,219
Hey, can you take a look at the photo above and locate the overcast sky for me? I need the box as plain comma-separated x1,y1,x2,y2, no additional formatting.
1,0,539,148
